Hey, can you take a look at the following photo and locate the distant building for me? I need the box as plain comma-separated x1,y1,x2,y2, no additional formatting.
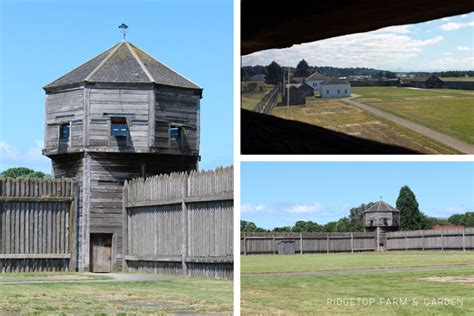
433,225,464,230
291,77,305,84
363,201,401,251
249,74,266,82
406,75,444,88
305,72,328,91
282,85,307,105
320,78,351,98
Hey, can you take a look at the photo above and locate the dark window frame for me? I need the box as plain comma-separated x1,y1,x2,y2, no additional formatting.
111,117,128,137
59,123,70,142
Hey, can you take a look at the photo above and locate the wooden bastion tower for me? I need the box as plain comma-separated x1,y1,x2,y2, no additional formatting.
363,200,400,251
42,40,202,271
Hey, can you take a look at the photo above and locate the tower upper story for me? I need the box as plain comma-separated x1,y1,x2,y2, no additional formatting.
363,200,400,230
43,41,202,157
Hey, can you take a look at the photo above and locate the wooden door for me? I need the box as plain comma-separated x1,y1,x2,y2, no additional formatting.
90,234,112,272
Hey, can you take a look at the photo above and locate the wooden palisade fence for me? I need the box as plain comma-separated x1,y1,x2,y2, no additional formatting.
254,85,280,114
0,178,78,272
123,166,233,279
385,228,474,251
241,232,377,255
242,228,474,255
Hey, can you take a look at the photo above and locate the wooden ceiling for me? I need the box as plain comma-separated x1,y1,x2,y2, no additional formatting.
242,0,474,55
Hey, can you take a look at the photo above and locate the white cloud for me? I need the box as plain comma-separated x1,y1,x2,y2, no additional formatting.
460,14,468,19
457,46,472,52
441,17,451,22
439,21,474,31
377,25,411,34
0,140,18,161
286,202,323,214
425,56,474,71
442,52,454,56
0,139,50,172
243,32,444,70
241,203,267,214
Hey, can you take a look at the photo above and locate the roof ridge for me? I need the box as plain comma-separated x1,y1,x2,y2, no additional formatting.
84,42,124,82
125,41,155,83
129,42,202,89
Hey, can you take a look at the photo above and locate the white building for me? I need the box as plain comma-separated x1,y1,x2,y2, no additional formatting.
320,78,351,98
305,72,328,91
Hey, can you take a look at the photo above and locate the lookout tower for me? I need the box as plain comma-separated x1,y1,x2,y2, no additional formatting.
363,201,400,251
42,40,202,271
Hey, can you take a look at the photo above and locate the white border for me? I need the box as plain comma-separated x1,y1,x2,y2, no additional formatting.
233,0,241,314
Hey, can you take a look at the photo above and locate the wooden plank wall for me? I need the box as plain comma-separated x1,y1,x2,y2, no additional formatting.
241,232,377,255
154,90,200,155
385,228,474,251
124,166,233,279
45,89,84,153
0,178,78,272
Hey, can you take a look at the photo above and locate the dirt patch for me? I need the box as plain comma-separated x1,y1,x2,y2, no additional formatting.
0,274,105,283
421,276,474,284
405,96,455,100
124,300,190,309
302,105,360,116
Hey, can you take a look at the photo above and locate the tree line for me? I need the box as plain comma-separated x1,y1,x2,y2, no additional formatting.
0,167,49,179
242,60,474,84
241,185,473,232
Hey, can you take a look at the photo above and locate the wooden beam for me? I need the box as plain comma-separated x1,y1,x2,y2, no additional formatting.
126,194,233,208
0,197,73,202
0,254,71,259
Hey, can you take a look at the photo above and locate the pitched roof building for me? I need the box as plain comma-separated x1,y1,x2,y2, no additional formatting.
43,40,202,272
363,201,401,251
320,78,351,98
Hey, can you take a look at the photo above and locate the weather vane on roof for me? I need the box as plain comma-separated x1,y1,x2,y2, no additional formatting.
119,23,128,40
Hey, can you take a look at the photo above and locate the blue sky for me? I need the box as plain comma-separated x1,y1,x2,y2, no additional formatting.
241,162,474,229
0,0,233,174
242,12,474,72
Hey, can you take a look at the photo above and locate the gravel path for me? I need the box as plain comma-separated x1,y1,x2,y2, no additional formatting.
242,263,474,277
343,97,474,154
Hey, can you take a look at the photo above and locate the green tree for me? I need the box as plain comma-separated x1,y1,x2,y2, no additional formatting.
294,59,310,77
272,226,292,232
349,202,374,231
448,212,474,227
396,185,424,230
0,167,49,179
265,61,283,84
292,220,322,232
240,220,267,232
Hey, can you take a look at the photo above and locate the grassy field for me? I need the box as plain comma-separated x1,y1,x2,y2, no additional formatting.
241,252,474,315
272,97,458,154
440,77,474,82
241,81,274,110
353,87,474,144
0,274,232,314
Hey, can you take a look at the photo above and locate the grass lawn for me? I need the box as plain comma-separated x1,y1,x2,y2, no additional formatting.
241,81,274,110
272,98,458,154
241,252,474,315
353,87,474,144
0,274,233,314
440,77,474,82
242,251,474,274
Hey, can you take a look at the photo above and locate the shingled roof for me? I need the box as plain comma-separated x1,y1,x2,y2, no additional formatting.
306,72,327,81
321,78,350,85
44,41,201,90
364,201,400,214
